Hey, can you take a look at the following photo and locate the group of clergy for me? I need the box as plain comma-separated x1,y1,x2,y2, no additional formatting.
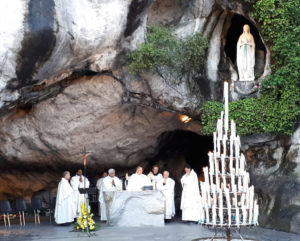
54,164,201,225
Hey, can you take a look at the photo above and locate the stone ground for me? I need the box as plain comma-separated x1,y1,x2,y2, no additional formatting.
0,221,299,241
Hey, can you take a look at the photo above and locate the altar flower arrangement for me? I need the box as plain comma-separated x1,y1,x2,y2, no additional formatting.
74,202,98,232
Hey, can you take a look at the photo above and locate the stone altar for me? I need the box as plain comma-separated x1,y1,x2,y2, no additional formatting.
103,190,165,227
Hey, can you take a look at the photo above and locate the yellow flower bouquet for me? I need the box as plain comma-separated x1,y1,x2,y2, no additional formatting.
74,202,99,232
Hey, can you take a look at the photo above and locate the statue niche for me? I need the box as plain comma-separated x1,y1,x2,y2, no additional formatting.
237,24,255,81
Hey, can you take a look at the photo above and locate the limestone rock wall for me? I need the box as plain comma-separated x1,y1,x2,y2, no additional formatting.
241,127,300,233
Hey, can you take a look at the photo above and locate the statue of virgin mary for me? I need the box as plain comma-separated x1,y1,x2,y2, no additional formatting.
237,24,255,81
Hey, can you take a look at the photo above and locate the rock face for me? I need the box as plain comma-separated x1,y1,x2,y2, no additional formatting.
0,0,298,233
104,190,165,227
241,126,300,233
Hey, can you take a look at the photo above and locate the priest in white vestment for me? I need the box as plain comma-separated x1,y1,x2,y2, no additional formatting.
157,171,175,220
103,169,122,191
180,165,201,222
148,165,163,190
55,171,76,224
96,171,107,221
127,166,152,191
70,169,90,217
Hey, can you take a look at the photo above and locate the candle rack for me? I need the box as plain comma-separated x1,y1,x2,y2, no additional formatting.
198,82,259,241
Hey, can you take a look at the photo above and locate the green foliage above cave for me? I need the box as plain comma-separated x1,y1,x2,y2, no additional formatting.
201,0,300,136
128,26,209,77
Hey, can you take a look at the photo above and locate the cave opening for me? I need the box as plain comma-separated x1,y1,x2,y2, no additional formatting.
224,14,266,77
146,129,213,215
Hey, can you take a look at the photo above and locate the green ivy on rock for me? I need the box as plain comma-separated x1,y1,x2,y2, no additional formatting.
128,26,209,76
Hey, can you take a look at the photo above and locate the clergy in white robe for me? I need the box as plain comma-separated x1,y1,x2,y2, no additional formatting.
127,166,152,191
54,171,76,224
103,169,122,191
157,171,175,219
70,169,90,217
96,172,107,221
148,165,163,190
180,165,202,222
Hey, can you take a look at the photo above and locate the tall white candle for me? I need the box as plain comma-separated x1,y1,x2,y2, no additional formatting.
235,136,240,158
220,111,224,136
217,139,221,157
216,176,220,192
219,191,223,225
205,203,210,223
215,155,219,174
236,206,240,227
253,200,259,225
235,151,239,176
243,172,249,192
223,135,227,157
224,81,229,136
204,167,209,185
212,205,217,225
225,187,231,208
246,187,250,209
208,152,214,174
221,154,225,174
240,153,245,173
229,136,233,172
212,184,217,206
233,185,238,208
238,176,242,192
242,204,247,225
231,173,235,189
199,200,205,223
249,186,254,224
230,120,235,139
213,132,217,155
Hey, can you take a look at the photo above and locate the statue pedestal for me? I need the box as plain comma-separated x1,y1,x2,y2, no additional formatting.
104,190,165,227
232,81,257,101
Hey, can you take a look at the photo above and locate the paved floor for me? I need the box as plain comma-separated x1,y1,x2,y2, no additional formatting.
0,221,299,241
